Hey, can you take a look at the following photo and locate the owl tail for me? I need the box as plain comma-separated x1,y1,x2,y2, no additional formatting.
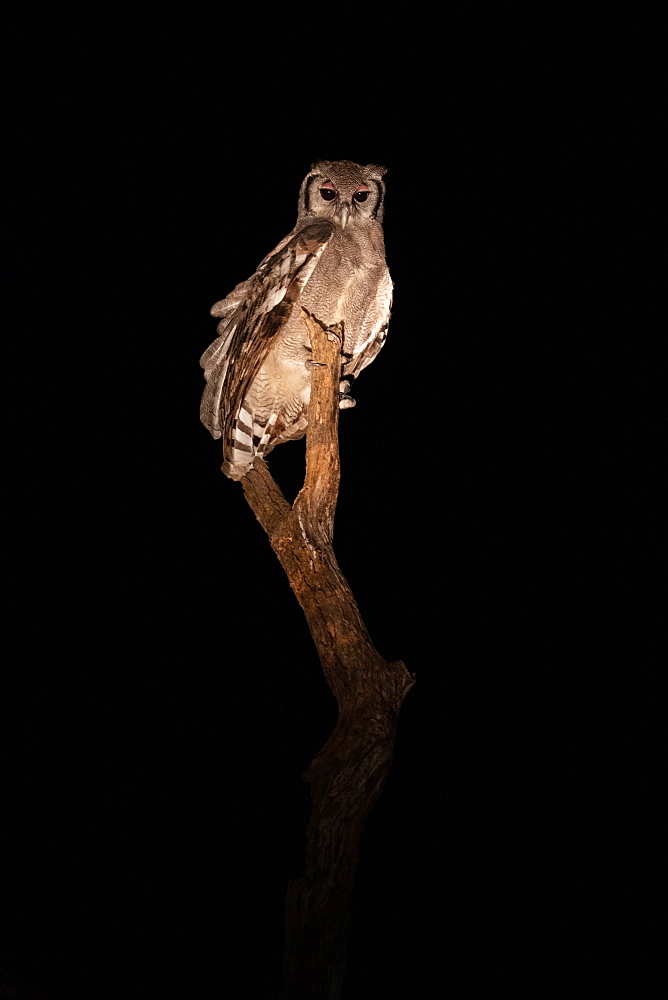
221,408,279,481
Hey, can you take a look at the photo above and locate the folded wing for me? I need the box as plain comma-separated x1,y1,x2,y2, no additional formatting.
199,219,335,443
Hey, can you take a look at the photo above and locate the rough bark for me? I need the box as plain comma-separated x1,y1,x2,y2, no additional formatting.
238,313,414,1000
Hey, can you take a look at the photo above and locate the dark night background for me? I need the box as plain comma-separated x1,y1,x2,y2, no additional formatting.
2,5,660,998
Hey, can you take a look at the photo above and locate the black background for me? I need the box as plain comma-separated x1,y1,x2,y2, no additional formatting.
2,5,660,998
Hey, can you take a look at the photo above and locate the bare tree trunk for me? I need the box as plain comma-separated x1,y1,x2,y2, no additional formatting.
238,314,414,999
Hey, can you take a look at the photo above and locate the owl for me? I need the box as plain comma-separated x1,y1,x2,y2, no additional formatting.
199,160,392,480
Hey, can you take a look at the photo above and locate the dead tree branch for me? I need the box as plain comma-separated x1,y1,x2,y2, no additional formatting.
239,312,415,1000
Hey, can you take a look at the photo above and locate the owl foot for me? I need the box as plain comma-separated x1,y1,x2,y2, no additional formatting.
339,379,356,409
306,359,327,368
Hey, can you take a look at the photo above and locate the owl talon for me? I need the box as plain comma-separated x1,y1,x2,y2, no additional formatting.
339,393,356,409
327,321,344,344
306,359,327,368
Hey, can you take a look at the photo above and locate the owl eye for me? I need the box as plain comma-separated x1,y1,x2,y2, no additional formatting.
353,190,369,203
319,188,336,201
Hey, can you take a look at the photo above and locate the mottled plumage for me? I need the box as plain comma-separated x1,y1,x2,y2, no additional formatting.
200,160,392,480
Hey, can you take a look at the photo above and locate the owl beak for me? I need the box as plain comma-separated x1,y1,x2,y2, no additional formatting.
337,202,350,230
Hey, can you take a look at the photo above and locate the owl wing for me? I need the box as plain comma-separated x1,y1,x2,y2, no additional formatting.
342,269,393,381
200,219,335,442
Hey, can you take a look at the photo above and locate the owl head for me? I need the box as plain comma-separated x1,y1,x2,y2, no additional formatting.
298,160,388,229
